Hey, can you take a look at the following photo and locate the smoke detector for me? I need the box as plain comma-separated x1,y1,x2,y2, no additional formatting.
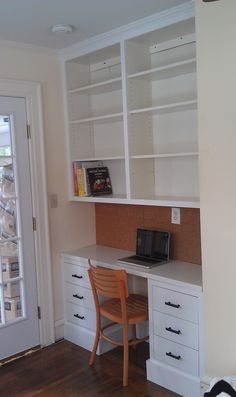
51,24,73,34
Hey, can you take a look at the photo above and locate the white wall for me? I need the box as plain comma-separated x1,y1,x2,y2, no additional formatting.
196,0,236,376
0,42,96,325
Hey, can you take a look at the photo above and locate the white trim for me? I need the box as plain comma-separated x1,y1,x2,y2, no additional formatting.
200,377,211,396
60,1,194,60
54,319,64,341
120,40,131,199
0,79,55,346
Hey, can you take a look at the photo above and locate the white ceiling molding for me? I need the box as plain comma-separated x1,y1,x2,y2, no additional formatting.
60,1,194,61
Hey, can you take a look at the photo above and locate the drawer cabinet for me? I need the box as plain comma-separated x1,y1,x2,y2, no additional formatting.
61,254,120,355
62,257,96,352
147,280,202,397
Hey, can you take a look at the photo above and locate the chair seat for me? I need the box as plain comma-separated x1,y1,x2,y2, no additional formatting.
100,294,148,324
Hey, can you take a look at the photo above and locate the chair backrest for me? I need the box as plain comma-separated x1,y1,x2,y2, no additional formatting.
88,259,129,300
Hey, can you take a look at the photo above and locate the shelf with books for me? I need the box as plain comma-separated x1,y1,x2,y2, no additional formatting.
72,156,125,162
64,13,199,208
71,193,128,204
72,158,126,199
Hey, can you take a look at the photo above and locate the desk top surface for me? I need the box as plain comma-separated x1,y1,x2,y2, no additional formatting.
62,244,202,293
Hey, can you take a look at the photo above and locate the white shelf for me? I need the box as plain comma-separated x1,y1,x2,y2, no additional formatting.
129,100,197,115
128,58,196,80
73,156,125,162
131,152,198,159
70,112,123,125
65,21,198,208
68,77,122,94
70,194,199,208
71,193,127,204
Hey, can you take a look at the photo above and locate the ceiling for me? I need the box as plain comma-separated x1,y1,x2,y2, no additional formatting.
0,0,190,50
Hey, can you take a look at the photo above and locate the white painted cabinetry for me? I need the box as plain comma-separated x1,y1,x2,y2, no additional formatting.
147,280,203,397
62,253,121,355
61,245,203,397
61,3,199,208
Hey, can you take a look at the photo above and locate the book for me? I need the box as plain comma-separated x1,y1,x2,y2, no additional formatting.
77,167,87,196
72,161,103,196
86,167,112,196
72,162,78,196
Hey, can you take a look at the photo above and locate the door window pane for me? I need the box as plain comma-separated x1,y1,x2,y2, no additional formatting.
0,115,23,326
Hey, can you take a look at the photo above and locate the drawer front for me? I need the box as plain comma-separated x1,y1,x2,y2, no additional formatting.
65,282,94,310
65,302,95,330
153,311,198,350
64,262,90,287
153,335,199,376
152,286,198,323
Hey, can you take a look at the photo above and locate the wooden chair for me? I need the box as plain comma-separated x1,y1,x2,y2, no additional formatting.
88,259,148,387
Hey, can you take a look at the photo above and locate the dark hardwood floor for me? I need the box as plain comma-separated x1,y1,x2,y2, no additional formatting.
0,340,181,397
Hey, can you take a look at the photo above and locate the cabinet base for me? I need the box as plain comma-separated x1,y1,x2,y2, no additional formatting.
146,358,200,397
64,321,122,355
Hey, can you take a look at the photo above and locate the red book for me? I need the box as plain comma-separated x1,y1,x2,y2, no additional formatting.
72,162,78,196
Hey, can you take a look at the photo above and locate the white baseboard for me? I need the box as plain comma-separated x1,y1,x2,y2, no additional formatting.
200,376,211,396
54,319,64,341
147,358,201,397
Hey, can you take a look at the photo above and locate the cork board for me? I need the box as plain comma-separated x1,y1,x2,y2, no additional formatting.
95,204,201,265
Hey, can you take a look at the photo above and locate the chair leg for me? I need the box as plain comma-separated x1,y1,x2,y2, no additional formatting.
123,323,129,387
89,316,100,366
132,324,136,349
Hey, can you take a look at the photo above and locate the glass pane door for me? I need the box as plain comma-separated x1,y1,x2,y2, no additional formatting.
0,97,39,361
0,115,24,325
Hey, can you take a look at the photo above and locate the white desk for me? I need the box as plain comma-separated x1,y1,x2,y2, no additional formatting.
61,245,203,397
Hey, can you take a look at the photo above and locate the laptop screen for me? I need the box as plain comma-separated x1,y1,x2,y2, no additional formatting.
136,228,170,261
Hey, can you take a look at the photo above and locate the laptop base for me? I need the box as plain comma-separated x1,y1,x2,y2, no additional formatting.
117,255,166,269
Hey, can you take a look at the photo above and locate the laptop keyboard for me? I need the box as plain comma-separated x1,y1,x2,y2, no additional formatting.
117,255,166,268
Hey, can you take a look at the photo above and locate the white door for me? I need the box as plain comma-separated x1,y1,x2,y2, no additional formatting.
0,96,40,359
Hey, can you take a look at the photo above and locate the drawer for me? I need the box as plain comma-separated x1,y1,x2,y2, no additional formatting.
64,262,90,287
65,302,95,330
65,282,94,310
153,335,199,376
152,286,198,323
153,311,198,350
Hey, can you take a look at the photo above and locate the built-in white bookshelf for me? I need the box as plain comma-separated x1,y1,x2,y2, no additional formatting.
63,10,199,208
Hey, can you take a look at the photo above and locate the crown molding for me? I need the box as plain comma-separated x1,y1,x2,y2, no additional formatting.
60,1,194,61
0,38,58,56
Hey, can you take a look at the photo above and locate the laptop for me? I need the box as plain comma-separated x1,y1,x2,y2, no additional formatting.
117,228,170,269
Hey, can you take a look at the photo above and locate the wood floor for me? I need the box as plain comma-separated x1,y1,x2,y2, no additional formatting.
0,340,181,397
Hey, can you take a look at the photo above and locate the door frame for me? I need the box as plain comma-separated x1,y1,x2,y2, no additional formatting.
0,79,54,346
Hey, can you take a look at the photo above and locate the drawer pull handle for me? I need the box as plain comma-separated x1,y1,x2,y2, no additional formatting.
73,314,85,320
165,301,180,309
166,352,181,360
73,294,84,300
72,274,83,279
165,327,181,335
